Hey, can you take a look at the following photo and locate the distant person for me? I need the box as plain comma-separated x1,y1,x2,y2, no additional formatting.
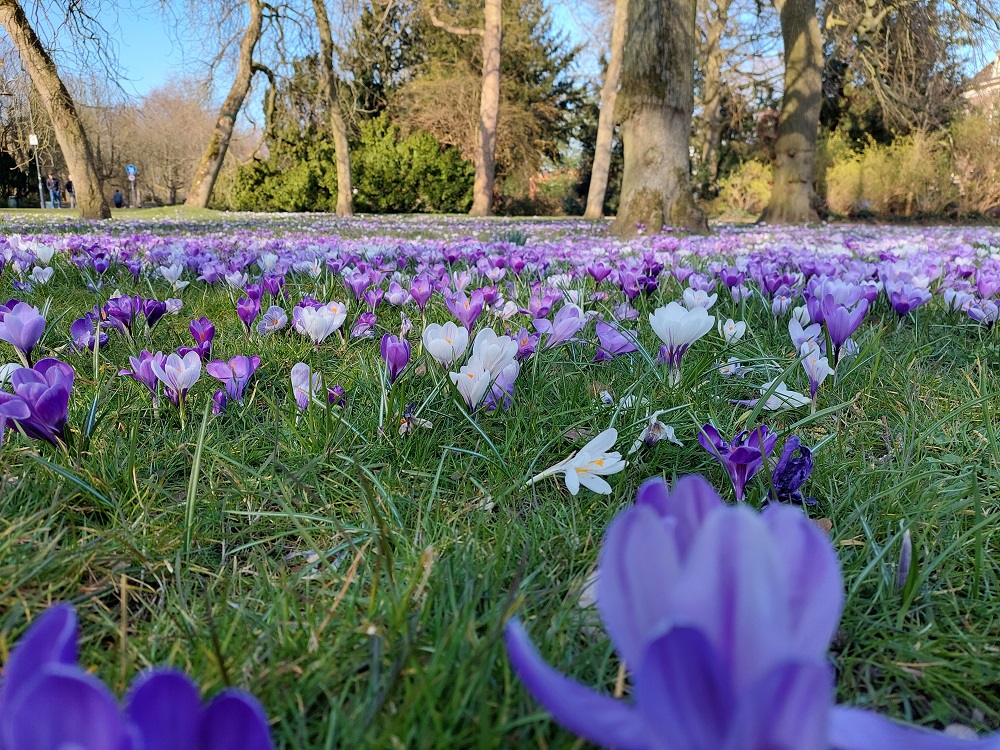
64,177,76,209
113,190,124,209
45,173,61,208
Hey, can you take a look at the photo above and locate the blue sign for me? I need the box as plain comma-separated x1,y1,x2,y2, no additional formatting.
126,164,137,176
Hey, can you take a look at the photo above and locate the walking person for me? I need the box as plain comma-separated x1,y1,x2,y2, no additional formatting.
45,173,61,209
113,189,124,209
64,176,76,209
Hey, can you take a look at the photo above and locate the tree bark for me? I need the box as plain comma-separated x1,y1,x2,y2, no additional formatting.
186,0,264,208
611,0,705,236
584,0,629,219
312,0,354,217
761,0,823,224
698,0,730,194
0,0,111,219
470,0,501,216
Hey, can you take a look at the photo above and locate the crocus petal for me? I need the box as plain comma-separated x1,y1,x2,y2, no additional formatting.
828,707,1000,750
0,603,78,711
199,690,275,750
576,471,613,495
125,670,201,750
504,620,648,750
636,476,725,558
3,666,130,750
597,503,680,666
634,627,733,748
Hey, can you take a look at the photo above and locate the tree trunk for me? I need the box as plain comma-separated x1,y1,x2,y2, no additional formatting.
761,0,823,224
698,0,730,194
312,0,354,217
611,0,705,236
584,0,629,219
185,0,264,209
470,0,501,216
0,0,111,219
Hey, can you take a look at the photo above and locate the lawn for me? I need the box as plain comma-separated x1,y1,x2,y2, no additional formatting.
2,213,1000,747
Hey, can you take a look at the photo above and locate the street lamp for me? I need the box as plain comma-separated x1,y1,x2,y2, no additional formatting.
28,132,43,208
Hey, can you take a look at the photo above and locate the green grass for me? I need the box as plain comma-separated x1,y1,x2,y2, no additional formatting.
2,219,1000,747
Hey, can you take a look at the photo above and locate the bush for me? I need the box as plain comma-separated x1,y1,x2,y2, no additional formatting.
951,113,1000,217
715,159,772,215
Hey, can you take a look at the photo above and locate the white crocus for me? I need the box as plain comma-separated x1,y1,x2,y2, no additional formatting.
449,355,492,410
718,318,746,344
471,328,517,374
29,266,54,285
298,305,345,345
759,380,811,411
629,411,683,454
527,428,627,496
791,305,812,326
158,264,189,291
33,244,56,266
682,287,718,310
719,357,745,377
648,302,715,386
422,322,469,367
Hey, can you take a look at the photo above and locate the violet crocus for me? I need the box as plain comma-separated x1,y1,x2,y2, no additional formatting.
258,305,288,335
236,297,261,334
506,473,1000,750
697,423,777,502
119,350,167,407
291,362,323,412
889,284,932,317
800,341,834,410
70,313,108,351
0,302,46,366
445,289,485,333
151,351,202,421
535,304,586,349
822,297,868,364
206,355,261,402
380,334,411,384
409,273,435,312
0,604,275,750
768,434,815,505
485,361,519,411
180,317,215,361
142,298,167,329
513,327,540,360
593,322,638,362
0,358,74,447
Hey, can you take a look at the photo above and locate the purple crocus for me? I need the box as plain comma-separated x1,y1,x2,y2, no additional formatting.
380,334,411,384
70,313,108,351
0,358,74,447
0,302,46,366
119,350,167,407
513,327,539,360
889,284,932,317
142,298,167,329
593,322,637,362
351,311,377,338
206,355,261,402
505,474,995,750
180,317,215,361
212,389,228,414
409,273,435,312
445,289,485,333
535,304,586,349
767,434,815,505
0,604,275,750
822,297,868,363
697,423,777,502
236,297,260,334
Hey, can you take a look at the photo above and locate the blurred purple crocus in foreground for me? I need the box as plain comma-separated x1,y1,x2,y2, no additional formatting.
0,302,46,366
0,603,274,750
505,475,1000,750
0,358,74,447
698,423,777,502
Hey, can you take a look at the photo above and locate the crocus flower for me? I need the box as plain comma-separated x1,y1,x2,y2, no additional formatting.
351,311,377,338
593,322,637,362
158,263,188,291
380,334,411,384
142,298,167,329
889,284,932,317
296,303,346,346
471,328,518,374
237,297,261,333
628,411,683,454
698,423,777,502
968,300,999,326
291,362,323,412
800,342,834,409
535,304,586,349
151,351,202,414
449,356,492,410
789,317,823,350
212,388,228,414
119,350,166,407
648,302,714,386
0,358,74,447
733,380,811,412
206,355,261,402
513,327,539,360
257,305,288,335
484,361,519,411
0,604,275,750
422,322,469,367
181,317,215,361
445,289,485,333
527,428,626,495
822,297,868,363
70,313,108,351
718,318,747,344
768,434,815,505
896,529,913,590
682,286,718,310
0,302,46,366
409,273,435,311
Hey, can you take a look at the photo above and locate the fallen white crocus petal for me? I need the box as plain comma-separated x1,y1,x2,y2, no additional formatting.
527,427,627,496
629,411,684,454
399,415,434,435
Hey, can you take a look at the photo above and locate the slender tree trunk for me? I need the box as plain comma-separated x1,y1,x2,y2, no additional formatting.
584,0,629,219
611,0,705,236
470,0,501,216
0,0,111,219
312,0,354,217
698,0,730,193
761,0,823,223
186,0,264,208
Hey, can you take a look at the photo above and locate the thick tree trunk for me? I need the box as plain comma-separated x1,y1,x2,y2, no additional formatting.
761,0,823,223
0,0,111,219
186,0,264,208
698,0,730,193
470,0,501,216
611,0,705,236
312,0,354,217
584,0,629,219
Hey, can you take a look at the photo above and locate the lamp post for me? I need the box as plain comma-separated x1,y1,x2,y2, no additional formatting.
28,132,43,208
